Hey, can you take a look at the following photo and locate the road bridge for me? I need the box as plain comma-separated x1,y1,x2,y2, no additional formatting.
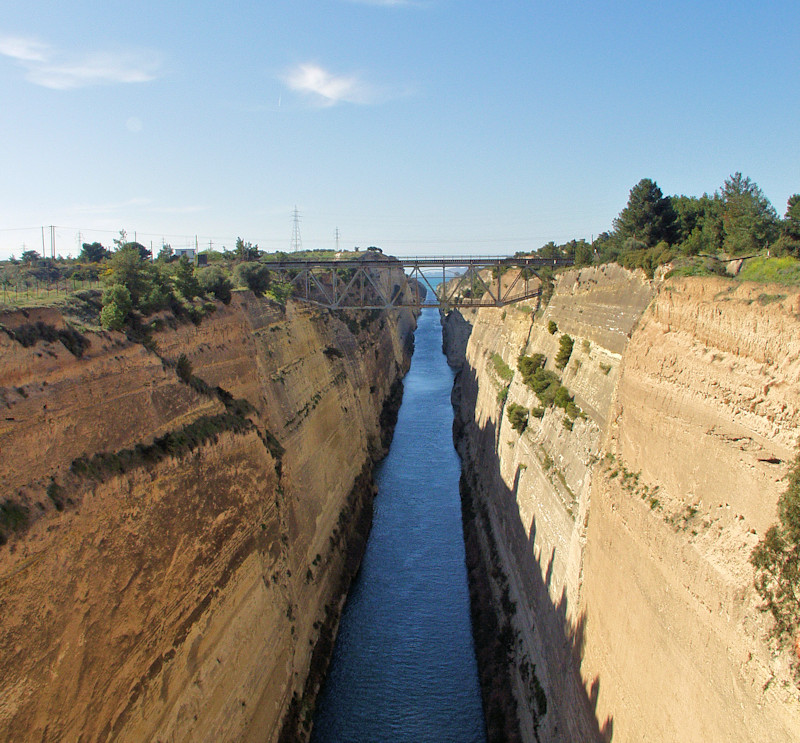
264,255,573,310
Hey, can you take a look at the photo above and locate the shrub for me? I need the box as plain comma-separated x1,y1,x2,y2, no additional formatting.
176,353,193,383
497,386,509,405
234,262,271,296
269,281,294,304
491,353,514,382
197,265,233,303
555,334,574,369
547,320,558,334
553,385,573,410
506,403,529,433
517,353,546,385
751,451,800,654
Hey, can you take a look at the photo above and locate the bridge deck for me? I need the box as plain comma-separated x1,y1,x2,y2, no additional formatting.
262,255,572,310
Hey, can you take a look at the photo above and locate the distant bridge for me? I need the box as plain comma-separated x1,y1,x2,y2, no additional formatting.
265,255,574,310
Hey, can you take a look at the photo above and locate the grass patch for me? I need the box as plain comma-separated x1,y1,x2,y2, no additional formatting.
738,256,800,286
491,353,514,382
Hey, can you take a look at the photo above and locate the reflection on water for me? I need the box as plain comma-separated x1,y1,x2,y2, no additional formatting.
311,309,485,743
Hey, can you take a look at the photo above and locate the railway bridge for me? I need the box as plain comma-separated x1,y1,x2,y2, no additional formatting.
264,255,574,310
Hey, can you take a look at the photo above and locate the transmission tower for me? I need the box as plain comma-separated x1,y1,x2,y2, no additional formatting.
291,206,302,253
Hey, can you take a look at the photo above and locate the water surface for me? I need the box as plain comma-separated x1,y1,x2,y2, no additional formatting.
311,308,485,743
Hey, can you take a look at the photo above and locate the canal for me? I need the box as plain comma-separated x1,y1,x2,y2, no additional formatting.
310,308,486,742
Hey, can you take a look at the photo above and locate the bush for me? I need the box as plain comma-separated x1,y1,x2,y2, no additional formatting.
176,353,193,383
234,262,271,296
555,334,574,369
269,281,294,304
547,320,558,334
553,385,573,410
751,451,800,654
197,265,233,303
517,353,546,385
506,403,529,433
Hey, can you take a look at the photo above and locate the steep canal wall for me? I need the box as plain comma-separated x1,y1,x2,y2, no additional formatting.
445,265,800,742
0,294,415,742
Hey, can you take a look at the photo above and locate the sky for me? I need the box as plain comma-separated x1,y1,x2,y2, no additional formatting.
1,1,798,260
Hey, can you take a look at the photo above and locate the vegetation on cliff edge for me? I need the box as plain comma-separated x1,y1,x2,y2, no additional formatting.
751,449,800,673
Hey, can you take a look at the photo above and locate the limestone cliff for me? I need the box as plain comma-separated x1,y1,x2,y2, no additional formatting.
445,265,800,742
0,293,415,742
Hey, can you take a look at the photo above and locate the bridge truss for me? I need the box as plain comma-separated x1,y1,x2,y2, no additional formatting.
265,256,573,310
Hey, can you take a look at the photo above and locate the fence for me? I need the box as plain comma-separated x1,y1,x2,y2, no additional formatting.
0,278,102,305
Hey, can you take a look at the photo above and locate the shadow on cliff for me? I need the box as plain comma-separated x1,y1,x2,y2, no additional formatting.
455,361,614,743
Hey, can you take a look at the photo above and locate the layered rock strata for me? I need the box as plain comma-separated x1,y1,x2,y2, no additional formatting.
0,293,415,742
445,265,800,742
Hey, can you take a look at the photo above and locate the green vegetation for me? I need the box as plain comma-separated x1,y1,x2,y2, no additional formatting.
517,172,799,282
736,255,800,285
517,353,583,422
554,334,574,369
491,352,514,382
0,500,28,545
751,451,800,662
2,320,89,357
506,403,529,433
547,320,558,334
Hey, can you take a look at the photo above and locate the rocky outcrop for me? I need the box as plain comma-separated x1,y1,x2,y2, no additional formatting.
445,266,800,742
0,294,415,742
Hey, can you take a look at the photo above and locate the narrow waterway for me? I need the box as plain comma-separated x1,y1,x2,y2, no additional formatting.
311,308,486,743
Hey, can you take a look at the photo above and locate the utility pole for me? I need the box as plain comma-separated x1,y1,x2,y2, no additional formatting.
50,225,55,259
335,227,340,253
291,206,302,253
41,226,46,258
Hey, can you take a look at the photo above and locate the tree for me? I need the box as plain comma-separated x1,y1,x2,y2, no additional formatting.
777,194,800,256
613,178,678,247
100,284,133,331
173,256,200,300
719,172,779,255
156,243,175,263
236,237,259,261
79,242,109,263
104,245,155,305
21,250,40,264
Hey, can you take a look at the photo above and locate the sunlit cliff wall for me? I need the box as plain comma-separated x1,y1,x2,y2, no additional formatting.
0,293,415,742
445,266,800,742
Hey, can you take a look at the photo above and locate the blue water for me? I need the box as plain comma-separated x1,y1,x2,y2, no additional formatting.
311,309,486,743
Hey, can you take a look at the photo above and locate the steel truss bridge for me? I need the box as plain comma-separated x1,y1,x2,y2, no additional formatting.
265,255,574,310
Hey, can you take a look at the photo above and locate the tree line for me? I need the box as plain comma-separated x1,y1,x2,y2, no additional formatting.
527,173,799,277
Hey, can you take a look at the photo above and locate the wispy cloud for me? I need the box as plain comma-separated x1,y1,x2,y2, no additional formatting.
0,34,161,89
283,63,377,106
0,36,49,62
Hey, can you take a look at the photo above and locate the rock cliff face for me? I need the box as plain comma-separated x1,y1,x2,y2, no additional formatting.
0,294,415,742
445,265,800,742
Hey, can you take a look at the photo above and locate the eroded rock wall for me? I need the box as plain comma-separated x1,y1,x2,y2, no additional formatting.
446,266,800,742
0,294,415,742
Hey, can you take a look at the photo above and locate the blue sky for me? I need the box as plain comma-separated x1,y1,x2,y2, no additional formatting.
1,1,798,259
